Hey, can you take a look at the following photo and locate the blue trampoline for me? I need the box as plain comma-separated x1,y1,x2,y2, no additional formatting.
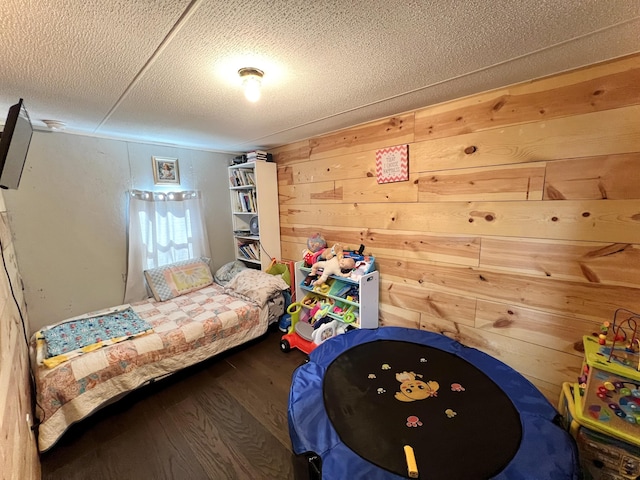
288,327,579,479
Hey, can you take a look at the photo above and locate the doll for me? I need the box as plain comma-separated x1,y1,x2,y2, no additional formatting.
308,255,356,286
303,242,343,267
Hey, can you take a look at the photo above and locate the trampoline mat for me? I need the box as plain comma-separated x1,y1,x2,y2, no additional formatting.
322,340,522,479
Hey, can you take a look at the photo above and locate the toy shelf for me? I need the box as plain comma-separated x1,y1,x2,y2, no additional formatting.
294,261,378,329
299,281,360,309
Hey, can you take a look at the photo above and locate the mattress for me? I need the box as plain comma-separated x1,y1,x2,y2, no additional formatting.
31,281,278,452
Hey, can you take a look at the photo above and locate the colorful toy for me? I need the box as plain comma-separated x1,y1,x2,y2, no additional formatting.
279,302,318,355
577,308,640,445
307,256,356,287
311,303,331,323
303,241,344,268
307,233,326,253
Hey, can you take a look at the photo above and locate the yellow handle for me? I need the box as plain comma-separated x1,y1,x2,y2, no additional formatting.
404,445,418,478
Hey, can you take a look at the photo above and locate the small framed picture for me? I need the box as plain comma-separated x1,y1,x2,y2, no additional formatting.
152,156,180,185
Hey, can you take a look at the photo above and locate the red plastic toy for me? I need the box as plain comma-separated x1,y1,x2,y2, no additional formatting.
279,303,318,354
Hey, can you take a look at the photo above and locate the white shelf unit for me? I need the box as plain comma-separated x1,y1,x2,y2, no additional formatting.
229,161,281,270
293,261,379,329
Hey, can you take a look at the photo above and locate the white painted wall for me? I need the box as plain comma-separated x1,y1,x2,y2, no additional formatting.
3,131,235,331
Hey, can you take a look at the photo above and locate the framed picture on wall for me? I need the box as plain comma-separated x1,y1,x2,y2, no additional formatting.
152,156,180,185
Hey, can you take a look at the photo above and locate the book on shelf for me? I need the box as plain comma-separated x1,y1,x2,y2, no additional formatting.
237,241,260,260
230,169,255,187
235,191,256,212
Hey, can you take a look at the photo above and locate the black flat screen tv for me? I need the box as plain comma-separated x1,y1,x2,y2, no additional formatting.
0,98,33,190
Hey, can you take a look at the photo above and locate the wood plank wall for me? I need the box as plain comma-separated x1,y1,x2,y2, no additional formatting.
0,193,40,479
271,53,640,403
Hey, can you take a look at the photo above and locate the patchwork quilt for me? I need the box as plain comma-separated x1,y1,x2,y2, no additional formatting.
31,282,269,452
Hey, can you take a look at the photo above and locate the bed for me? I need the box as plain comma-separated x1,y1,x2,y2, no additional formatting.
30,259,289,452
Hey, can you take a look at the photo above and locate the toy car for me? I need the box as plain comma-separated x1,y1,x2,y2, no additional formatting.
279,303,318,354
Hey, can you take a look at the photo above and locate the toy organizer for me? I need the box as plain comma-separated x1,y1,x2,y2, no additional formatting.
300,278,360,326
577,309,640,446
294,260,379,331
559,382,640,479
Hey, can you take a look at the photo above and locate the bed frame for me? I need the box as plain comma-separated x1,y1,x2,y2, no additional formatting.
31,272,286,452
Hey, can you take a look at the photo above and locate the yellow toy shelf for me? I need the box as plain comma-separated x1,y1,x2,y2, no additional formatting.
559,382,640,478
577,335,640,446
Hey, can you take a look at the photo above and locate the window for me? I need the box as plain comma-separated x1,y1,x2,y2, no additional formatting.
123,190,210,303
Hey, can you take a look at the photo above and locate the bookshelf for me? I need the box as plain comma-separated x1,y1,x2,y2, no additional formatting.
228,161,281,270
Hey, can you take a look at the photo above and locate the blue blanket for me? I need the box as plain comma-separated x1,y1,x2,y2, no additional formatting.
42,307,152,358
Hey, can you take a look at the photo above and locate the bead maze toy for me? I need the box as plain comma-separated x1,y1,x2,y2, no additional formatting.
577,308,640,445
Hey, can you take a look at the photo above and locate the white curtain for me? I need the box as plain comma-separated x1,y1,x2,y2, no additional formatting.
124,189,211,303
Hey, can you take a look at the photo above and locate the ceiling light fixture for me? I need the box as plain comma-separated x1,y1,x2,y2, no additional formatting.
238,67,264,103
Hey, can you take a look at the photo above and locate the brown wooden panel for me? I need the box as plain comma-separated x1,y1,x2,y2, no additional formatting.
281,199,640,244
420,318,582,387
475,300,595,357
412,105,640,173
339,173,419,203
270,139,310,165
414,54,640,142
294,149,377,183
379,302,420,329
361,230,480,267
280,240,306,263
309,113,415,160
480,237,640,288
273,55,640,400
280,224,480,267
278,181,338,205
0,206,39,480
279,225,371,255
380,278,476,327
418,163,545,202
276,164,294,186
378,257,640,323
544,152,640,200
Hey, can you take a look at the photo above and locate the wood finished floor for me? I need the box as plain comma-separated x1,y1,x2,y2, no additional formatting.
40,326,308,480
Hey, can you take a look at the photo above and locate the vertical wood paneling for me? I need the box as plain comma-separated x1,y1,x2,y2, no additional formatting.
274,53,640,402
0,203,40,479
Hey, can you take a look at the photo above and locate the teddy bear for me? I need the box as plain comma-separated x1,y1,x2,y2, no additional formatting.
308,255,356,286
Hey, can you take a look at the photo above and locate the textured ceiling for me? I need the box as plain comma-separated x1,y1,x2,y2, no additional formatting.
1,0,640,153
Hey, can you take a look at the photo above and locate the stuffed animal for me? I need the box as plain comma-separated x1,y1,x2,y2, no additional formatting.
303,242,343,267
309,255,356,286
319,243,343,261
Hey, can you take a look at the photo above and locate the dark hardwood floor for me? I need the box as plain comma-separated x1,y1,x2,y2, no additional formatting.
40,326,308,480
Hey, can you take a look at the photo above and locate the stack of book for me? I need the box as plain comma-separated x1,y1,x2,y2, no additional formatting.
237,241,260,261
246,150,273,162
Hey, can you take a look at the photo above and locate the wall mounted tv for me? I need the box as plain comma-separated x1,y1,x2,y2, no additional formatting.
0,98,33,190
